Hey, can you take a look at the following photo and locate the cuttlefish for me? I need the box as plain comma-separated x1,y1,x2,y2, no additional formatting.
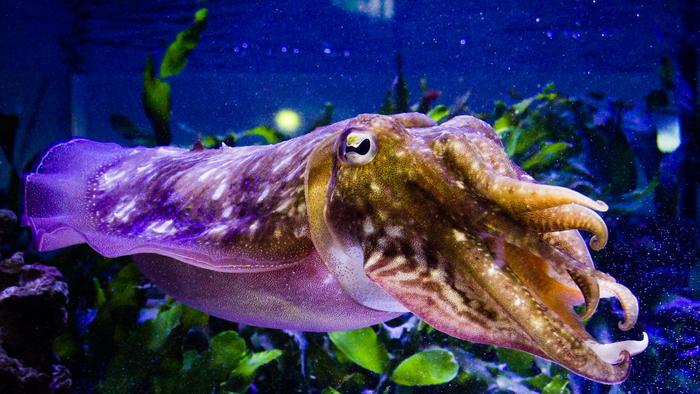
24,113,647,383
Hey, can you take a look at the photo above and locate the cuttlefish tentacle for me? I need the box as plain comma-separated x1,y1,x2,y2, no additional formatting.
599,278,639,331
486,219,603,320
566,267,601,320
365,225,635,384
543,230,595,267
444,138,609,213
440,136,612,319
517,204,609,250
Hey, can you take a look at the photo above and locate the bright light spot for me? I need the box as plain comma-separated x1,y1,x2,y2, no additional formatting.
274,109,302,135
460,38,466,45
656,115,681,153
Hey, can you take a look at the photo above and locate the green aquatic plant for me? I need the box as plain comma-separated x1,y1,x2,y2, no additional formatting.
110,8,209,147
390,349,459,386
328,328,389,374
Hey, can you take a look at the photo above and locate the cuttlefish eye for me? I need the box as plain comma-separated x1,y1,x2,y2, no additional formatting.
339,131,377,165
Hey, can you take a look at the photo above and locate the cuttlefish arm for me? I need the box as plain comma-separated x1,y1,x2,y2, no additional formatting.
307,114,647,384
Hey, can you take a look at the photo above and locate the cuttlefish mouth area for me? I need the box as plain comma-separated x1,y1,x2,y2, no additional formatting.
355,131,647,383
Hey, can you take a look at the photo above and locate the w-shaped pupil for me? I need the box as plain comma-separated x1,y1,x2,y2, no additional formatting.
347,139,370,155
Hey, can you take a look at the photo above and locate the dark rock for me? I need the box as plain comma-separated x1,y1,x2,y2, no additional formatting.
0,209,18,244
0,245,70,393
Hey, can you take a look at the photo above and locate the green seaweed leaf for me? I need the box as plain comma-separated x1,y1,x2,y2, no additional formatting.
243,126,281,144
177,350,214,394
143,55,172,145
496,347,535,376
92,277,106,308
522,142,571,171
608,177,659,212
210,330,249,372
148,303,183,351
160,8,209,79
329,327,389,374
543,374,570,394
390,349,459,386
232,349,282,379
494,115,512,135
143,56,171,123
513,97,534,114
427,105,450,122
223,349,282,392
181,304,209,328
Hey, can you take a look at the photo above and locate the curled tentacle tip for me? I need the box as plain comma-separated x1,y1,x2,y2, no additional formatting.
599,280,639,332
589,235,608,251
594,200,609,212
618,316,636,331
580,306,595,321
586,333,647,365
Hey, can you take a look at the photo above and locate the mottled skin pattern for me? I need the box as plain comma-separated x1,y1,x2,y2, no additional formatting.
24,113,647,384
87,131,334,269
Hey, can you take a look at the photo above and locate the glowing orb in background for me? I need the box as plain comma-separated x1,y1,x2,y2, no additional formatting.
274,109,302,135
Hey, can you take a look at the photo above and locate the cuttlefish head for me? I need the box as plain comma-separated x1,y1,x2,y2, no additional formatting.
305,113,647,384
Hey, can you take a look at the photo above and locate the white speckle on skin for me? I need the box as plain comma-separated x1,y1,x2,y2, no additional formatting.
257,188,270,203
370,183,381,193
249,220,260,233
487,265,499,276
513,296,523,307
112,199,136,221
322,273,334,285
212,181,227,200
101,170,126,187
453,229,467,242
365,251,383,269
207,224,229,238
198,167,218,182
222,206,233,218
363,218,375,235
386,225,402,238
274,198,293,213
147,220,175,235
272,156,292,173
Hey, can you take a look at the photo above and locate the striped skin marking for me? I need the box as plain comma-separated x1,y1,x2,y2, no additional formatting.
363,233,530,342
